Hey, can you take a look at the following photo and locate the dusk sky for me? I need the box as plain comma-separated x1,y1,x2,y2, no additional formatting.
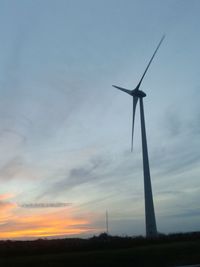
0,0,200,239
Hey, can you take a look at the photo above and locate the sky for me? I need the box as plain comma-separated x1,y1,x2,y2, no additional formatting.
0,0,200,240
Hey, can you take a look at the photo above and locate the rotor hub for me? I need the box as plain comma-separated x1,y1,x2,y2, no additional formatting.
132,89,146,98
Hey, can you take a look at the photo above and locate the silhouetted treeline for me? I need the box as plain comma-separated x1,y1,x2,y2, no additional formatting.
0,231,200,256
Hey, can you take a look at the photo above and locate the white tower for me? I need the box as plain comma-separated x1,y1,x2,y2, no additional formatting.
140,97,157,237
112,36,165,237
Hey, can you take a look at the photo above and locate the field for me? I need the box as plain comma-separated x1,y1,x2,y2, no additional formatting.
0,233,199,266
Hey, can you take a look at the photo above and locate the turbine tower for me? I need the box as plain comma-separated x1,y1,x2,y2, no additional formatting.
112,36,165,238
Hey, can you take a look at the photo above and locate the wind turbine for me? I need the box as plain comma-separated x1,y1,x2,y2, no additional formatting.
112,36,165,238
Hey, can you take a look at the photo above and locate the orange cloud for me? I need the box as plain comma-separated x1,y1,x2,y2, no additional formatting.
0,226,88,239
0,193,15,201
0,193,99,240
0,193,17,224
0,206,97,240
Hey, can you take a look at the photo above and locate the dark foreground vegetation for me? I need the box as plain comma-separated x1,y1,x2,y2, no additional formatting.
0,232,200,266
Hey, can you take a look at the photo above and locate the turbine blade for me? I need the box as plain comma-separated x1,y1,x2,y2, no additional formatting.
131,96,138,152
112,85,132,95
136,35,165,90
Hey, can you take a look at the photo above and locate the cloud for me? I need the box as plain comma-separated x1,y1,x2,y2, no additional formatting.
0,193,16,213
0,157,23,181
0,201,17,225
0,156,42,183
19,202,72,208
39,154,110,198
0,193,15,201
0,201,15,209
0,129,26,143
0,193,97,240
0,208,95,240
163,106,183,137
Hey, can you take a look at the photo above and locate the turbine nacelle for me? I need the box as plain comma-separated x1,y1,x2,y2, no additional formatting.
132,89,146,98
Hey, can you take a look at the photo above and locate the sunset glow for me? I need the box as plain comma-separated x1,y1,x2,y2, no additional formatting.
0,193,94,239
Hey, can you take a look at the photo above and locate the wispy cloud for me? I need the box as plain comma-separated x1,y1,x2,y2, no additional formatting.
40,154,110,198
19,202,72,208
0,193,15,201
